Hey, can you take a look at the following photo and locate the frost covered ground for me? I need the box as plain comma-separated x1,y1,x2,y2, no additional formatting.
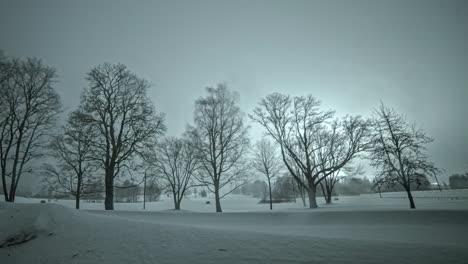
1,191,468,264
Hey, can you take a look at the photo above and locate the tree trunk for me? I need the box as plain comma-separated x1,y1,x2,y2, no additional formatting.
104,169,114,210
319,182,329,204
307,182,318,208
291,177,297,203
434,174,442,192
325,185,333,204
2,168,9,202
175,200,181,210
405,187,416,209
173,192,180,210
75,196,80,209
214,187,222,212
9,142,21,203
9,190,16,202
76,174,82,209
8,175,18,202
268,178,272,210
298,185,306,207
143,175,146,210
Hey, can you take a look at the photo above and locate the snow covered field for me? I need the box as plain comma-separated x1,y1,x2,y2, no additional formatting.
1,191,468,263
6,189,468,212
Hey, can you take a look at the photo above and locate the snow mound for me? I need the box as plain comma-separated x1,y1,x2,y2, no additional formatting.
0,203,77,246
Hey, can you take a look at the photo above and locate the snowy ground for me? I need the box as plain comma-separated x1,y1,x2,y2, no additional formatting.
1,191,468,263
6,189,468,212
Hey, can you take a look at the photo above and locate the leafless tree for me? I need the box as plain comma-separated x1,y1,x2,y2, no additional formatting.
319,164,364,203
80,63,166,210
152,136,198,210
0,57,61,202
42,110,101,209
250,93,369,208
189,84,250,212
369,103,440,209
253,139,283,210
372,176,385,198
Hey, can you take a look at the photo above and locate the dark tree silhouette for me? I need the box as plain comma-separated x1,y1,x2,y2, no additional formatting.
42,110,101,209
250,93,369,208
189,84,250,212
0,57,61,202
369,103,440,209
152,136,198,210
80,63,165,210
253,139,283,210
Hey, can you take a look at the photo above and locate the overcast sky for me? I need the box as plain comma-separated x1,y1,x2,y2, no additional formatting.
1,0,467,187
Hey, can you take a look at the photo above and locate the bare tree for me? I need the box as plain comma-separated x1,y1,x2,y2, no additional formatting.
369,103,440,209
250,93,369,208
318,173,341,204
319,164,364,204
189,84,250,212
0,57,61,202
252,139,283,210
372,176,385,198
152,137,198,210
42,110,101,209
80,63,165,210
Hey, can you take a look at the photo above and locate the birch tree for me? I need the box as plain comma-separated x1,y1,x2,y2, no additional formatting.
190,84,250,212
253,139,283,210
42,110,101,209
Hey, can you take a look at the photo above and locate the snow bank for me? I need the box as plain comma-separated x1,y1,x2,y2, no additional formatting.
1,202,467,264
0,203,76,246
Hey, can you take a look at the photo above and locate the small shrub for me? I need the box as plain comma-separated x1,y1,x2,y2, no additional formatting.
258,198,294,204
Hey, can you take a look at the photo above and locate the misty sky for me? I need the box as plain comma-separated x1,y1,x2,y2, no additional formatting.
1,0,467,185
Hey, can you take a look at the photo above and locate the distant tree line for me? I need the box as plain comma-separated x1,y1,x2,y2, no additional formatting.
114,179,162,203
449,173,468,189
